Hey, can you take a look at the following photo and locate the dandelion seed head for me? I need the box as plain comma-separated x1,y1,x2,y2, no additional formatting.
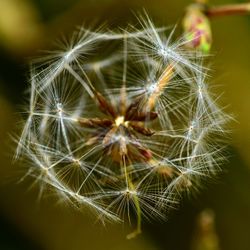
15,13,229,232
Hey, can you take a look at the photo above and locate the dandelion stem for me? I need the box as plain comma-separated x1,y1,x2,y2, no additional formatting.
126,196,142,240
121,155,142,239
126,174,142,240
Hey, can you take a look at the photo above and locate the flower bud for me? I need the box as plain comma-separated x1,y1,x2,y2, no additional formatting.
182,3,212,53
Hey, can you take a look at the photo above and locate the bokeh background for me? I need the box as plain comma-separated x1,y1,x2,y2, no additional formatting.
0,0,249,249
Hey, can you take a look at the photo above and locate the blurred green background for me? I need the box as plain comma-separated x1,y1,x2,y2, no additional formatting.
0,0,249,249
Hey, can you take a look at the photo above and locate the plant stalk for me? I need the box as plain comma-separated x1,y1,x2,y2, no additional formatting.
206,3,250,17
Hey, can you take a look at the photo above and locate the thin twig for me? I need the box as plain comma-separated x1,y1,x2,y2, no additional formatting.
207,3,250,17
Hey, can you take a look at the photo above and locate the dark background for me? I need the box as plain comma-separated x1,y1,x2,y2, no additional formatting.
0,0,249,249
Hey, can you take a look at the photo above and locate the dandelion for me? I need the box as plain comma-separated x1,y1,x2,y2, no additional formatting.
15,13,228,238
